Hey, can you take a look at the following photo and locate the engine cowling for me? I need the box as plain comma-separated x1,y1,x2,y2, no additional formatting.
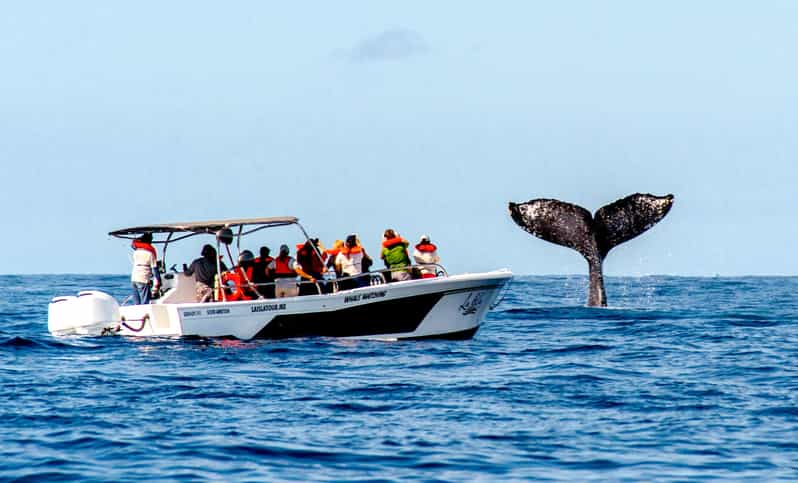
48,291,121,336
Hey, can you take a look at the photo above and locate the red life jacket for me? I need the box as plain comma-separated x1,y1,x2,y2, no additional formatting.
298,242,325,275
274,255,296,278
253,257,274,266
252,256,274,284
415,242,437,253
254,256,274,268
132,240,157,258
238,265,254,281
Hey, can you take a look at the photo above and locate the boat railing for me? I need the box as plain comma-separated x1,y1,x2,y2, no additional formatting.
219,263,448,298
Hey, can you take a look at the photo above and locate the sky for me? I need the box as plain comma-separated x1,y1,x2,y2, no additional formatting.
1,1,796,276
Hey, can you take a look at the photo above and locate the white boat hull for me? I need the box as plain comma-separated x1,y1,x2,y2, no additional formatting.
48,271,511,340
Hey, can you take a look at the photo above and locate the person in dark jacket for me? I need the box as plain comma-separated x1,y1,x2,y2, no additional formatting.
297,238,327,295
252,246,275,299
184,244,228,302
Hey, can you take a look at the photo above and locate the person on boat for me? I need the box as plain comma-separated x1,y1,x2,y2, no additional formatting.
325,239,344,277
413,235,441,278
297,238,328,295
130,233,161,304
184,244,228,302
335,234,372,290
252,246,275,299
220,250,260,301
268,244,316,298
380,229,411,282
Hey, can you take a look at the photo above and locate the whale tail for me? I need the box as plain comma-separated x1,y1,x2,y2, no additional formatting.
508,193,674,307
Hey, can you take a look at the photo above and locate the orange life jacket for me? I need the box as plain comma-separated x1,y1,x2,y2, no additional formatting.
217,266,255,301
274,255,296,278
382,237,408,249
341,245,363,256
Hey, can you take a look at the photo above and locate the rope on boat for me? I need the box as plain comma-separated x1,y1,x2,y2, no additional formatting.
120,314,150,333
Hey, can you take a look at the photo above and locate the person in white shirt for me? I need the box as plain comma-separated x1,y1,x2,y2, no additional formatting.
130,233,161,304
413,235,441,278
335,234,371,290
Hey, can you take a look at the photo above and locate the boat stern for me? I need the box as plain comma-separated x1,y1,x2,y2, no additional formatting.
48,291,121,336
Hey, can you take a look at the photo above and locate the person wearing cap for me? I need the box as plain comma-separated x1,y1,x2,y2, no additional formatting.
380,229,412,282
234,249,261,300
413,235,441,278
335,234,372,290
267,244,316,298
184,244,228,302
130,233,161,304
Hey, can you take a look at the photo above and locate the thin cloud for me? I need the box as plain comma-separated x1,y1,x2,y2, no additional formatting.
347,28,429,62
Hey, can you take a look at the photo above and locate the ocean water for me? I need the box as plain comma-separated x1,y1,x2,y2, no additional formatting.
2,275,798,481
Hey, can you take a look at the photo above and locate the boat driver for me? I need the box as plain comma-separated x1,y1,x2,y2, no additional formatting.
184,244,228,302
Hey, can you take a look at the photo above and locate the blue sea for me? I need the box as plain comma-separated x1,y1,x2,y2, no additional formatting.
2,275,798,481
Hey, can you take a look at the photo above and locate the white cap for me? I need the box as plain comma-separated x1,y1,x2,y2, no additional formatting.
419,234,430,243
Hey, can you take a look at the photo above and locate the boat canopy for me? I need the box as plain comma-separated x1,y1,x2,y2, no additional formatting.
109,217,299,240
109,216,320,293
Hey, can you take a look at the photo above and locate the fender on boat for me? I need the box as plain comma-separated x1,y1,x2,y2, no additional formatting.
48,290,121,336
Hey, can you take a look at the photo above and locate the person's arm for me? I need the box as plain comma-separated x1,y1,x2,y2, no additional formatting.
151,255,161,286
293,261,315,282
335,253,345,276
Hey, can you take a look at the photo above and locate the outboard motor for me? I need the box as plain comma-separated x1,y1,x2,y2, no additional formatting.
48,291,121,336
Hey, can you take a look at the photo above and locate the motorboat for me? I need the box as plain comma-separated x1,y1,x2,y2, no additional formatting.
48,217,512,340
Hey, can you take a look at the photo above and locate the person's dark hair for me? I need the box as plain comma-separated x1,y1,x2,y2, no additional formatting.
201,244,216,259
384,229,396,239
239,250,255,265
140,233,153,244
346,234,357,247
259,246,270,258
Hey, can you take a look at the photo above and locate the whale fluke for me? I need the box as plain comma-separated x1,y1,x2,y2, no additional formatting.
508,193,674,307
